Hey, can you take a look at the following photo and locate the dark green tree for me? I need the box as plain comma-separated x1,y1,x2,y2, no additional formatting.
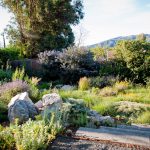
1,0,84,57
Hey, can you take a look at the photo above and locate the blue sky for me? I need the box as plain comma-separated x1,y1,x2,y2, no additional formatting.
0,0,150,46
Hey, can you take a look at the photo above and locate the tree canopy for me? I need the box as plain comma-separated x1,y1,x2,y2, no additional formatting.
1,0,84,57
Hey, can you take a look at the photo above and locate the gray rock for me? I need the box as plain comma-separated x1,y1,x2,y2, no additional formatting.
42,93,62,108
41,93,63,120
34,100,43,110
55,84,63,89
8,92,38,123
99,116,115,126
88,110,102,117
61,85,75,91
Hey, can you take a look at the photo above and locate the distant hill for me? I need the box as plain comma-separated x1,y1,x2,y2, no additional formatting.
88,34,150,49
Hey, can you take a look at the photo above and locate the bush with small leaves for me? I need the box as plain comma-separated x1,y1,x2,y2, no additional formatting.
0,127,15,150
38,50,61,80
64,98,87,127
90,76,118,88
59,47,98,83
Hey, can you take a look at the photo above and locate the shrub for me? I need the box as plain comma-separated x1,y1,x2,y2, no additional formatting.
0,80,29,105
92,102,114,116
38,47,98,83
59,47,98,83
0,112,63,150
24,76,41,102
115,40,150,83
112,101,148,123
0,127,15,150
99,60,131,79
12,67,25,81
38,50,61,80
0,47,22,66
91,87,100,94
12,120,51,150
78,77,90,91
135,111,150,124
100,87,118,96
11,67,41,102
0,68,12,82
90,76,118,88
114,81,130,92
63,98,87,127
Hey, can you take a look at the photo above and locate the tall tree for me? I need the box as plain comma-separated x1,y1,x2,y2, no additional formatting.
0,0,84,57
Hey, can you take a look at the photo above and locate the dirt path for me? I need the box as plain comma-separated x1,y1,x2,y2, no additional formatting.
48,136,149,150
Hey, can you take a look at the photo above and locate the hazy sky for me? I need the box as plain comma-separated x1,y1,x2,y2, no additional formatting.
0,0,150,46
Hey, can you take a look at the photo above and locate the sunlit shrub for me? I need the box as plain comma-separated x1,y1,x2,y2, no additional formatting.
113,101,147,120
78,77,90,91
0,127,15,150
91,87,100,94
135,111,150,124
12,67,26,81
114,81,130,92
0,112,63,150
11,67,41,102
12,119,51,150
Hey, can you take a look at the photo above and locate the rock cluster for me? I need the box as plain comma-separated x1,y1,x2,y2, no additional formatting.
8,92,62,123
87,110,115,128
8,92,114,128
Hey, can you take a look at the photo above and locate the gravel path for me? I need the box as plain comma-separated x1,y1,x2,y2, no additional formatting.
48,136,147,150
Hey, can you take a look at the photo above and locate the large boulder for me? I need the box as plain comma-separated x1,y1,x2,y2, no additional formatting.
8,92,39,123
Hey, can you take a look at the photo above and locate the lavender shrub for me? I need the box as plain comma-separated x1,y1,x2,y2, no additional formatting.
0,80,29,105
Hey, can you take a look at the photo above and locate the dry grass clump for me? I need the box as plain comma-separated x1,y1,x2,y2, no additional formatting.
78,77,90,91
100,87,117,96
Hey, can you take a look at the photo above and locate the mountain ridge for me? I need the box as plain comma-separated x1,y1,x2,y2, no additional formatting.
88,34,150,49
